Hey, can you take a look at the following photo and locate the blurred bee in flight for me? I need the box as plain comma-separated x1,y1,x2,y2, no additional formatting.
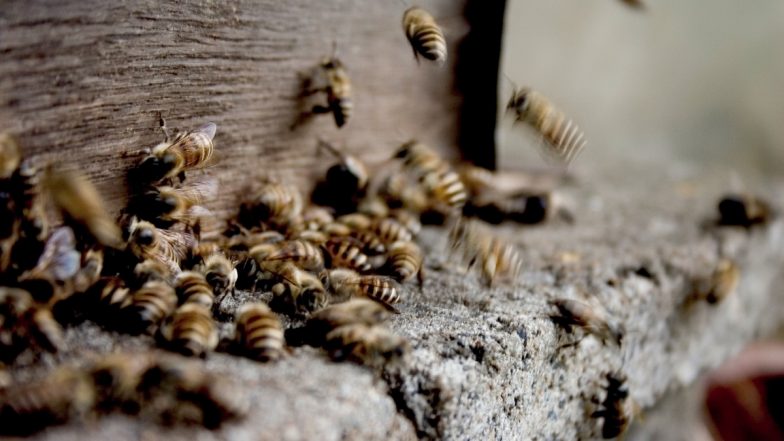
402,6,448,65
506,86,586,166
297,47,352,128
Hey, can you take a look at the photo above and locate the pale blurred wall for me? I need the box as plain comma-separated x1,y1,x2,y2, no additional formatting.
497,0,784,177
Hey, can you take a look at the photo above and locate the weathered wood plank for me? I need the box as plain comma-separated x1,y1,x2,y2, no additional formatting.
0,0,470,222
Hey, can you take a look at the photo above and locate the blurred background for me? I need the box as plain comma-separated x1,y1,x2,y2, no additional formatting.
497,0,784,180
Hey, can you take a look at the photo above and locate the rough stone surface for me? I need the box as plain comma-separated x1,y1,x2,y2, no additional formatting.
8,164,784,440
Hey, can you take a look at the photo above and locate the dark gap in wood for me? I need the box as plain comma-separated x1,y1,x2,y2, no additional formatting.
455,0,506,170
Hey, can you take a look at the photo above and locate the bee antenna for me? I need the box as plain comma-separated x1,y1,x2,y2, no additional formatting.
502,73,517,92
317,138,341,158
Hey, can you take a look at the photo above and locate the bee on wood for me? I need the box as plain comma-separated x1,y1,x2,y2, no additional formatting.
127,218,194,274
159,303,218,358
592,372,636,439
324,323,408,367
402,7,448,65
290,298,392,347
256,239,325,273
322,236,372,273
0,367,96,436
302,56,352,128
324,268,401,309
268,262,328,315
194,252,237,302
122,280,177,334
233,302,285,362
238,180,303,230
448,219,522,287
150,356,249,428
174,271,214,309
506,87,587,165
393,141,467,212
43,168,123,249
0,133,21,180
717,193,771,227
133,120,217,184
549,298,623,347
384,240,424,287
133,177,218,227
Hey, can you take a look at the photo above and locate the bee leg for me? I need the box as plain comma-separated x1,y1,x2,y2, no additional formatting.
158,112,172,142
310,104,332,115
417,267,425,291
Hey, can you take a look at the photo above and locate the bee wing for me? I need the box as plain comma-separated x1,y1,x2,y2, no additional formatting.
176,177,219,206
23,227,81,281
194,122,217,141
157,228,196,261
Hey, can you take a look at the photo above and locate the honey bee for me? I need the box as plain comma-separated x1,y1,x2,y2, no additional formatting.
127,218,194,274
43,168,123,249
17,226,81,300
319,139,368,192
293,298,392,347
122,280,177,334
288,229,329,246
465,190,569,225
358,195,390,219
549,298,623,347
371,217,414,245
194,252,237,301
133,120,217,184
384,241,424,287
268,262,328,315
322,236,372,273
132,259,173,287
0,133,21,179
323,268,401,309
592,372,635,439
402,7,448,65
506,87,587,165
87,276,131,314
233,302,285,362
393,141,467,212
321,221,353,238
159,303,218,358
336,213,373,231
0,366,96,436
389,209,422,236
717,193,771,227
133,177,218,227
174,271,215,309
448,219,522,287
239,181,303,230
256,239,325,273
225,230,285,252
72,247,104,293
324,324,408,367
378,171,430,214
302,56,352,128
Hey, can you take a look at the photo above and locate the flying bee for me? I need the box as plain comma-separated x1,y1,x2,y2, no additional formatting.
323,268,401,309
132,120,217,184
0,366,96,436
127,218,194,274
717,193,771,227
301,56,352,128
506,86,587,165
290,298,392,347
324,323,408,367
257,239,324,273
233,302,285,362
319,139,368,192
195,253,237,302
43,167,123,249
448,219,522,287
159,303,218,358
549,298,623,347
239,180,303,230
592,372,636,439
268,262,328,315
122,280,177,334
174,271,215,309
133,177,218,227
402,7,448,65
322,236,372,273
393,141,467,212
384,241,424,287
0,132,21,179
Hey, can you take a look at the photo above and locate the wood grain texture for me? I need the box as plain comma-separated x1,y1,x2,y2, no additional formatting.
0,0,470,222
